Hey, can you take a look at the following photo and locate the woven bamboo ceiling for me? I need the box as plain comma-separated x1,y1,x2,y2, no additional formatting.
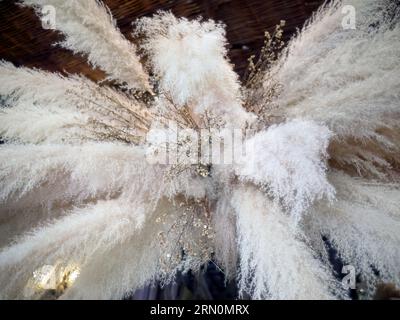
0,0,324,81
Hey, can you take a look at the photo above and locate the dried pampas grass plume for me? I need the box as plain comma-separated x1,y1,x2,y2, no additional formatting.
135,11,255,127
21,0,150,91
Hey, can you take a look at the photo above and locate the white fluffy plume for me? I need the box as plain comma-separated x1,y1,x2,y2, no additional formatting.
0,198,145,299
135,12,254,127
232,185,339,299
0,61,151,144
254,0,400,294
0,142,211,298
304,172,400,293
0,143,165,249
270,0,400,179
236,120,334,221
21,0,150,90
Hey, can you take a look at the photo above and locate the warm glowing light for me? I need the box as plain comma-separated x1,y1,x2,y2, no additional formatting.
30,264,80,296
66,268,80,286
32,265,56,290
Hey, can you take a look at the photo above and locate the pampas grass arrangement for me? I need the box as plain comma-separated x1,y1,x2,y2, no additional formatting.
0,0,399,299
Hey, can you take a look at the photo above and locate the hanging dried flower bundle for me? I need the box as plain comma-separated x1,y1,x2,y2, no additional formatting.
0,0,399,299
